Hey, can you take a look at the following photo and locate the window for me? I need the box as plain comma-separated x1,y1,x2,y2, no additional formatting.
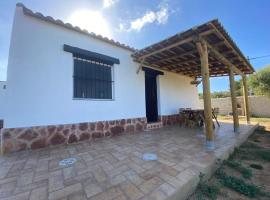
73,57,114,99
63,44,119,100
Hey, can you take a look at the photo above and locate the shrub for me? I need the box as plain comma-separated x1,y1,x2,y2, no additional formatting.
237,148,270,161
224,160,252,179
249,65,270,96
241,142,261,149
215,169,260,197
228,148,240,160
196,173,220,200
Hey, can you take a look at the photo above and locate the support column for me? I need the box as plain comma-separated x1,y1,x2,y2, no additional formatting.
196,40,214,150
242,75,250,124
229,68,240,132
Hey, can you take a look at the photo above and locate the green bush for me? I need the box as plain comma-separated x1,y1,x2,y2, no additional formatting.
196,173,220,200
241,142,261,149
215,169,260,197
228,148,240,160
249,65,270,96
238,148,270,161
224,160,252,179
256,149,270,161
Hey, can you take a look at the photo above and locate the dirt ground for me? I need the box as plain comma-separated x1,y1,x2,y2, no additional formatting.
218,115,270,129
189,125,270,200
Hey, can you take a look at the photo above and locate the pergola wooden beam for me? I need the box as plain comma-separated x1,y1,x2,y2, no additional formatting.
138,37,194,60
242,75,251,124
196,39,214,149
205,41,244,76
229,67,240,132
148,49,198,64
167,60,224,69
205,39,240,131
134,29,216,60
208,23,254,72
136,58,145,74
132,20,254,77
133,20,254,138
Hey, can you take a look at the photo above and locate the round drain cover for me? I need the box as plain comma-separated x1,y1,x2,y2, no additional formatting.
143,153,157,161
59,157,77,167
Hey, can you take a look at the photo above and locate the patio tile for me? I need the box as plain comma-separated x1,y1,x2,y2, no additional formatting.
92,167,108,183
110,174,127,186
17,171,34,186
89,186,123,200
120,181,144,200
139,176,163,194
48,170,64,192
0,181,16,198
14,179,48,195
2,191,30,200
158,183,176,196
84,183,102,198
63,167,77,180
0,166,12,179
29,186,47,200
48,183,82,200
0,122,257,200
68,192,87,200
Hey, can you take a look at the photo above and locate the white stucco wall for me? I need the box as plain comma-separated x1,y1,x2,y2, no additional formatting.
0,81,7,119
4,6,199,128
199,96,270,117
158,71,200,115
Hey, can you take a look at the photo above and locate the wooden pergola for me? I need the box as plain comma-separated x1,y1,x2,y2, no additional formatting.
132,19,254,149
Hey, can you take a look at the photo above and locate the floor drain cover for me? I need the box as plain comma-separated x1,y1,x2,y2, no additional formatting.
143,153,157,161
59,158,77,167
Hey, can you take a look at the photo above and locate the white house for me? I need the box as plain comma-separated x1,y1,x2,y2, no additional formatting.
0,81,6,128
1,4,200,153
2,2,254,154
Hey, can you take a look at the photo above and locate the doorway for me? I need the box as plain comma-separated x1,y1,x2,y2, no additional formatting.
143,67,163,123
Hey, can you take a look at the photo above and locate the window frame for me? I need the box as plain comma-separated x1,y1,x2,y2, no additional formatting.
72,56,115,101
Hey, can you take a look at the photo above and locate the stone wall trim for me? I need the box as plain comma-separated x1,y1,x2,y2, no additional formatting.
1,117,147,154
1,114,186,154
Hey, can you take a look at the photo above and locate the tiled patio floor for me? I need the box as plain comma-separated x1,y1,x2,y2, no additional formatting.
0,122,257,200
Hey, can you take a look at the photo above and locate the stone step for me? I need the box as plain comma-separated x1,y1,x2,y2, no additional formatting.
146,122,163,130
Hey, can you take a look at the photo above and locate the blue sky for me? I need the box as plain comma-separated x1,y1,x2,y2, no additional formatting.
0,0,270,92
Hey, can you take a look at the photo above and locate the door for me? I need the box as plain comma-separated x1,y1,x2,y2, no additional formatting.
145,71,159,122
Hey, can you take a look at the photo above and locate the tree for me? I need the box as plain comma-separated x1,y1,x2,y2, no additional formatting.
211,91,230,98
249,65,270,96
198,91,230,99
235,79,243,96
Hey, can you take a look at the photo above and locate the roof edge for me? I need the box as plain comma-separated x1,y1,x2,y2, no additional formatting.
16,3,136,52
210,20,255,73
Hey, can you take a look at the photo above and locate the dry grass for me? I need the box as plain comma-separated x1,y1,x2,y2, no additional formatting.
218,115,270,128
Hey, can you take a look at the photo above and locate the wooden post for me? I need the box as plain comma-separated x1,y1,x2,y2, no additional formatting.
196,40,214,149
229,68,240,132
242,75,250,124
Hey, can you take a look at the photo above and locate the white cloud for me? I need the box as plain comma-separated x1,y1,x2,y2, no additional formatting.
156,4,169,24
119,2,169,32
68,9,112,38
130,11,156,31
103,0,118,8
